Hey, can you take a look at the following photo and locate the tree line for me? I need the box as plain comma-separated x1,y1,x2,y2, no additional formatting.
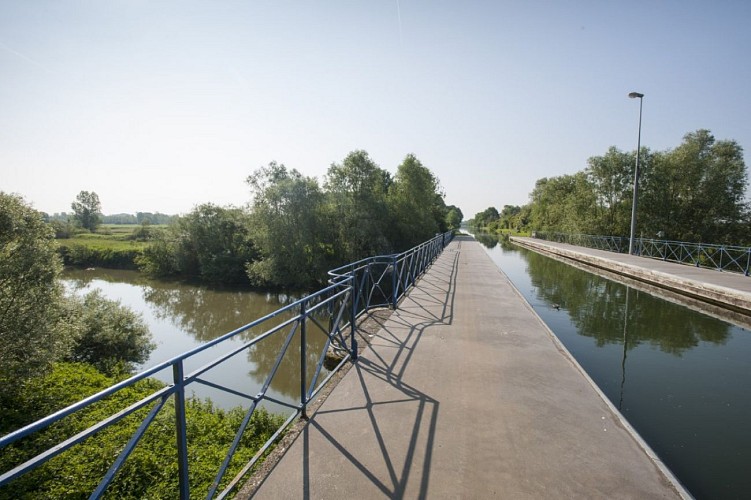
471,129,750,245
139,151,463,288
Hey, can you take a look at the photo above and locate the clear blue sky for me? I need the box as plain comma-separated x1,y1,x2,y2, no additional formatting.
2,1,750,218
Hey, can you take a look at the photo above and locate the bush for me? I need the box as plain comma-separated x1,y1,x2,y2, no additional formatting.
58,242,143,269
65,291,155,375
0,363,286,499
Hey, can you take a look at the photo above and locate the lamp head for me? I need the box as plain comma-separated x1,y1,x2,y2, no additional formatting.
628,92,644,99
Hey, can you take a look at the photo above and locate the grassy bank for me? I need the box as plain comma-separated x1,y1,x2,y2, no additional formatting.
57,224,163,269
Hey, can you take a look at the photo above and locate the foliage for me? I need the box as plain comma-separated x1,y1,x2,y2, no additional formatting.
639,130,749,243
387,154,446,249
324,150,393,262
49,218,77,238
477,129,748,245
528,172,598,233
246,163,331,288
58,240,145,269
101,212,174,225
138,205,256,284
0,193,75,394
471,206,500,228
63,151,453,289
0,363,285,499
585,146,637,235
65,290,155,375
71,191,103,232
0,195,155,398
445,205,464,230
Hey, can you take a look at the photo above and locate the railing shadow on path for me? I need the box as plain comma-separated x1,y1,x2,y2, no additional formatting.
260,241,461,499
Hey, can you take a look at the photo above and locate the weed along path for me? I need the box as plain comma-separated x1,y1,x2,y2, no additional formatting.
244,235,686,499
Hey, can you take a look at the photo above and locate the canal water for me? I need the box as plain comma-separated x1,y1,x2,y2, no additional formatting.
475,234,750,500
63,268,330,415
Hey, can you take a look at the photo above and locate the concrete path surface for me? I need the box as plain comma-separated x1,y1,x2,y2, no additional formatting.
249,235,686,499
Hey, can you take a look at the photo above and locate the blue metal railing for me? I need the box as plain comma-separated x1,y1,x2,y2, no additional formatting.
532,232,751,276
0,231,453,499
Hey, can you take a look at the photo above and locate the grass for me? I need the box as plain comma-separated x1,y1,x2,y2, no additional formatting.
57,225,167,269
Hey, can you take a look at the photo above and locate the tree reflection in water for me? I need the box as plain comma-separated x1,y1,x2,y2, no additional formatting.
65,269,336,402
520,245,730,355
142,283,334,400
474,232,731,355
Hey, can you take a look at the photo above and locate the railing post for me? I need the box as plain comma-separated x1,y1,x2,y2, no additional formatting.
746,248,750,277
172,361,190,500
391,255,398,309
300,301,308,419
350,273,359,361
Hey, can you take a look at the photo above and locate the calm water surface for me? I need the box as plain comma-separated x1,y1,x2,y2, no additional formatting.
63,269,329,415
475,234,751,500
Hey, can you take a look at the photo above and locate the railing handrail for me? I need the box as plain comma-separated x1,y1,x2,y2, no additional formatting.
0,230,454,499
531,231,751,276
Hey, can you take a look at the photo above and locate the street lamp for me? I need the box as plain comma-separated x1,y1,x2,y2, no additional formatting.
628,92,644,255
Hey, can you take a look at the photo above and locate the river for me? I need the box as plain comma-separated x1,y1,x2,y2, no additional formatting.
63,268,329,415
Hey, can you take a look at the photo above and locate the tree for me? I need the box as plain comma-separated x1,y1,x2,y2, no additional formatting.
388,154,444,249
137,205,256,284
0,193,75,393
71,190,103,232
1,193,156,403
528,173,597,233
246,162,331,288
324,150,393,261
585,146,638,236
65,291,154,375
640,130,748,243
445,205,464,230
471,206,499,228
522,129,748,243
499,205,521,230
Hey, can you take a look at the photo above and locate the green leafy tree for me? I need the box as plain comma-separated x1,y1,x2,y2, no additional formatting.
138,205,256,284
528,173,597,233
0,193,75,394
584,146,641,236
387,154,443,249
499,205,521,231
471,206,499,228
445,205,464,230
246,162,330,288
324,150,393,261
65,291,155,375
640,130,748,242
71,190,103,232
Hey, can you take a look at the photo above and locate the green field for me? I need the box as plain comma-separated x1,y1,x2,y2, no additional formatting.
57,225,166,269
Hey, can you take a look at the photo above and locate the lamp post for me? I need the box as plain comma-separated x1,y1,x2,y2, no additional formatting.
628,91,644,255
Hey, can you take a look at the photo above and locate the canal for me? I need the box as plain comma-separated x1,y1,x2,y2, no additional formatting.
476,233,750,500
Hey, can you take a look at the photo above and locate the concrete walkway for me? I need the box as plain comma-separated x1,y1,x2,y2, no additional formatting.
250,235,686,499
511,237,751,315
